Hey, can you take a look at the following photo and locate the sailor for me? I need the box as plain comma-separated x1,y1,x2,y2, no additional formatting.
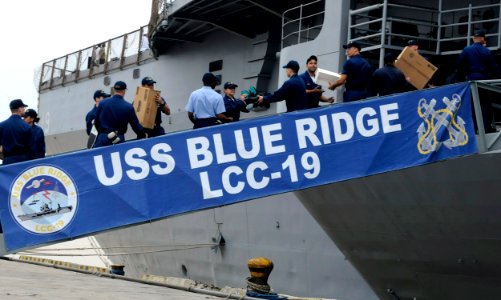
93,81,146,147
407,39,419,53
328,41,373,102
98,43,106,64
370,53,409,97
222,81,248,122
86,89,110,135
457,30,500,81
23,108,46,159
299,55,334,108
141,76,171,137
457,29,500,133
186,72,232,129
257,60,308,112
0,99,33,165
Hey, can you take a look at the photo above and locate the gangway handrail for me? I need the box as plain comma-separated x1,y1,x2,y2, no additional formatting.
471,80,501,153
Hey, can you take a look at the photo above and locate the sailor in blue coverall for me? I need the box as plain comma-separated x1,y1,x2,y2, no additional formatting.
23,108,46,159
457,29,501,133
370,53,409,97
93,81,146,147
140,76,171,137
222,81,248,121
299,55,334,108
86,89,110,135
257,60,308,112
0,99,33,165
328,41,373,102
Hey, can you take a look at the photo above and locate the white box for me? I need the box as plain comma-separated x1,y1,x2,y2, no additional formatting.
315,68,341,101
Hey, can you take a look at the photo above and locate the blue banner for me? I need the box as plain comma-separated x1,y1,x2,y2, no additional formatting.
0,83,477,251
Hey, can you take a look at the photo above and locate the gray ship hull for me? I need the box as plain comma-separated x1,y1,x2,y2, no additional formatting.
297,151,501,299
93,191,377,299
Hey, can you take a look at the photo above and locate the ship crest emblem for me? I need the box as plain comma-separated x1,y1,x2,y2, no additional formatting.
417,93,469,154
9,165,78,234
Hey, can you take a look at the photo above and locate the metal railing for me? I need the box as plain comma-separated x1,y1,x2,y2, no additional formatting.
281,0,325,48
37,25,151,92
471,80,501,153
439,3,501,54
348,1,501,66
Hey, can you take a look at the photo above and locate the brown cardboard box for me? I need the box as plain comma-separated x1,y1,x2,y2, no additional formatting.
133,87,160,129
395,46,438,89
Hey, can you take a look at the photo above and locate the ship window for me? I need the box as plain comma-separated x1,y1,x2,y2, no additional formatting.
104,76,111,86
209,60,223,72
133,68,140,79
215,74,222,86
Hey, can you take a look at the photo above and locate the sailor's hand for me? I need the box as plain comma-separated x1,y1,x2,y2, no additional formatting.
328,97,335,104
257,95,264,104
154,93,162,104
328,81,335,90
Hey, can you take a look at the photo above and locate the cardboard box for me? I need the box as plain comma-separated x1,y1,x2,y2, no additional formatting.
133,87,160,129
315,68,341,100
395,46,437,89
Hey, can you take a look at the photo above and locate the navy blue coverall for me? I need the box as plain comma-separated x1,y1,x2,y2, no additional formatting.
341,55,373,102
263,74,308,112
299,71,322,108
457,42,501,133
370,64,408,97
223,95,247,121
85,106,97,135
0,115,33,165
31,124,45,159
93,95,145,147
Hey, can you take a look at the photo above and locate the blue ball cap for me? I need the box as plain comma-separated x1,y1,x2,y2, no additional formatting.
224,81,238,89
93,89,110,99
113,81,127,90
474,29,486,38
282,60,300,73
142,76,157,85
9,99,28,110
343,41,361,51
24,108,40,123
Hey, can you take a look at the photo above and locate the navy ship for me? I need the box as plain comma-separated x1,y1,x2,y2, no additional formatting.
27,0,501,299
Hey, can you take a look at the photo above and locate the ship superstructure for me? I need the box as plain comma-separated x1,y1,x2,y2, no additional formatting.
29,0,501,299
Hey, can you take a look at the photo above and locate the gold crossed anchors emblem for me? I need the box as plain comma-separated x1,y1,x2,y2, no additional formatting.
417,94,469,155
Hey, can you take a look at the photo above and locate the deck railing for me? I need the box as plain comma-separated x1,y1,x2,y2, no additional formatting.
37,25,151,92
348,1,501,67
